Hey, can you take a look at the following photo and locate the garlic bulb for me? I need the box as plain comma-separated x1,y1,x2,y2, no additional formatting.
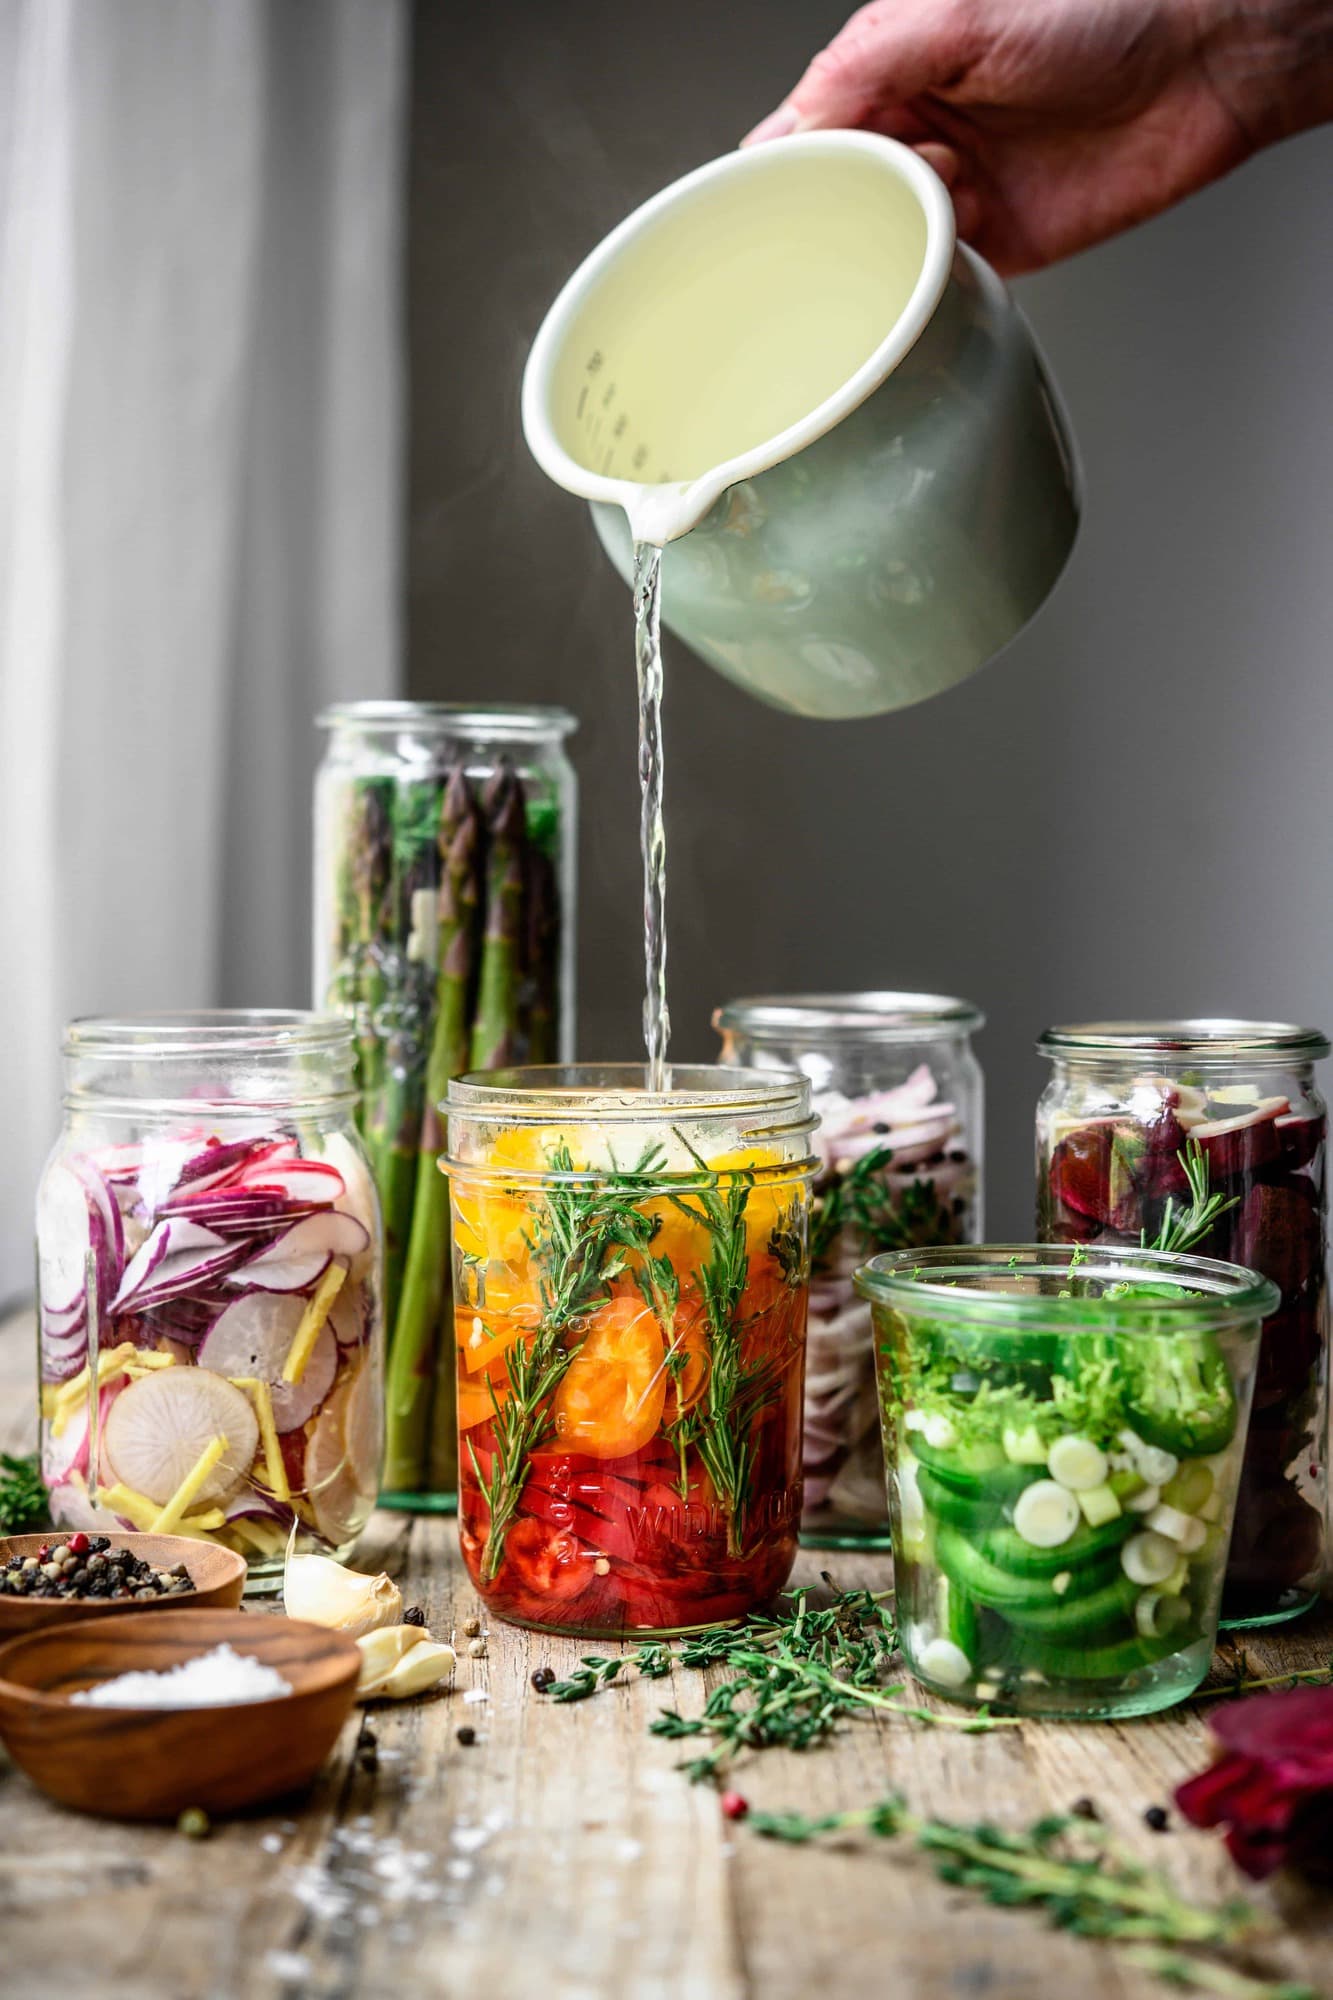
283,1549,402,1638
356,1624,456,1699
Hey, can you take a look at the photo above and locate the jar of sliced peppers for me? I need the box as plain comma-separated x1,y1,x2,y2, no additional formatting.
313,702,577,1510
714,993,983,1547
1036,1020,1329,1628
446,1065,817,1635
36,1012,382,1585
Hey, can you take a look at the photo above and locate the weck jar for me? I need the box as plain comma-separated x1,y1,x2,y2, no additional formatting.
36,1012,383,1589
313,701,577,1511
1036,1020,1329,1628
714,993,983,1546
446,1064,817,1636
858,1245,1275,1720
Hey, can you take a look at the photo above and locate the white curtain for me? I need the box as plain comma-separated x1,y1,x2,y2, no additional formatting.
0,0,408,1301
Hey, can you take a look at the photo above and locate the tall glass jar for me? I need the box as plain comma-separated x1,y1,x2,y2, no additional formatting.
1035,1020,1329,1628
714,993,984,1547
36,1012,382,1590
313,702,577,1511
446,1065,817,1636
858,1245,1274,1720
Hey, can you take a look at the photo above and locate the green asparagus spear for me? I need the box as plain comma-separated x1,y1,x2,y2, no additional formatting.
384,766,482,1492
469,765,526,1071
523,843,560,1065
350,782,394,1143
376,780,442,1327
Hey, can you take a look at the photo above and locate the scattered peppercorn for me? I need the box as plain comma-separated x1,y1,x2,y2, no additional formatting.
456,1725,477,1746
1144,1805,1170,1833
467,1637,487,1660
720,1793,749,1821
531,1666,556,1692
1071,1797,1099,1821
463,1617,481,1638
177,1807,212,1840
1,1540,195,1603
403,1605,426,1628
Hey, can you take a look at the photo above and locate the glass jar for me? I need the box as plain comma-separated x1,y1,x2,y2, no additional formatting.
1036,1021,1329,1629
713,993,984,1547
313,701,577,1512
445,1064,817,1636
36,1012,383,1590
857,1245,1275,1720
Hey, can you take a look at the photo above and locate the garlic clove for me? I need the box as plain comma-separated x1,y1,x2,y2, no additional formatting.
283,1549,402,1638
356,1623,456,1699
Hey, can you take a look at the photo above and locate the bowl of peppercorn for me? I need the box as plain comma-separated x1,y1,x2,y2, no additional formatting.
0,1533,246,1637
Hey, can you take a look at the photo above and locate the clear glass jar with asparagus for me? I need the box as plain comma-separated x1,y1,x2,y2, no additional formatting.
313,703,578,1508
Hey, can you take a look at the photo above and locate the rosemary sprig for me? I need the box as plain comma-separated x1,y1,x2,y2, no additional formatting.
668,1139,772,1557
810,1144,957,1269
1192,1656,1333,1704
473,1142,663,1581
748,1800,1295,1983
1149,1140,1241,1255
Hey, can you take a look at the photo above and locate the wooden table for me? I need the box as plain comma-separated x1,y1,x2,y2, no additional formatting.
2,1310,1331,2000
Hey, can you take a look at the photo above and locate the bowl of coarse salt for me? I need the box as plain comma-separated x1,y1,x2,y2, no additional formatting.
0,1609,360,1818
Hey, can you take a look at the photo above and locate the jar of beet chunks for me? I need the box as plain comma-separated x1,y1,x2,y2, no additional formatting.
714,993,983,1548
313,702,577,1512
1036,1020,1329,1628
36,1013,382,1586
446,1065,817,1635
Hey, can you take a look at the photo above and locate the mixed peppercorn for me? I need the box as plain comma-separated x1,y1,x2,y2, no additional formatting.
0,1534,197,1601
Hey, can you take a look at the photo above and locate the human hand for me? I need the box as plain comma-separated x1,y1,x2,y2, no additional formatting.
744,0,1333,273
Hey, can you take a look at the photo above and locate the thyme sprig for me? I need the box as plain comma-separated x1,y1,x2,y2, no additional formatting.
1149,1140,1241,1255
535,1580,1017,1759
472,1142,663,1581
0,1452,45,1535
748,1799,1310,1996
810,1143,957,1268
1193,1656,1333,1704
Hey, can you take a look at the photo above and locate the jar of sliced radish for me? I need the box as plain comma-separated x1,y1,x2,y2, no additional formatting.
713,994,983,1547
36,1012,382,1586
1036,1020,1329,1629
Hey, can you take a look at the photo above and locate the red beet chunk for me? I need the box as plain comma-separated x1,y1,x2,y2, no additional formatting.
1189,1102,1285,1184
1235,1181,1323,1297
1177,1684,1333,1878
1277,1112,1326,1172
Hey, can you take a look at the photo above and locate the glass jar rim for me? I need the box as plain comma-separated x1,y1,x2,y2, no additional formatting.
1038,1019,1329,1064
713,992,984,1042
855,1243,1279,1332
62,1010,357,1115
318,700,578,743
447,1062,817,1173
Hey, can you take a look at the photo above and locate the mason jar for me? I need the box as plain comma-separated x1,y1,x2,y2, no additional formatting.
1036,1020,1329,1628
36,1012,383,1590
713,993,984,1547
858,1244,1275,1720
445,1064,817,1636
313,701,577,1511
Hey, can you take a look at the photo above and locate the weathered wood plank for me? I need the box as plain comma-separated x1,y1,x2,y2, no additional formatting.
1,1309,1330,2000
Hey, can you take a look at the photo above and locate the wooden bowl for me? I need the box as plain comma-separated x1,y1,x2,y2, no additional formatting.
0,1534,247,1638
0,1609,360,1818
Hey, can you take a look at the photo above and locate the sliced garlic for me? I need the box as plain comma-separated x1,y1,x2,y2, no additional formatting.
283,1549,403,1638
356,1624,456,1699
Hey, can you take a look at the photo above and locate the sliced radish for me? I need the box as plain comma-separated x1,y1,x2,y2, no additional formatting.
304,1355,380,1546
112,1217,246,1312
200,1295,339,1430
318,1132,380,1282
1013,1480,1080,1549
329,1284,368,1347
103,1368,258,1507
236,1159,345,1206
1047,1435,1109,1492
230,1212,370,1294
1122,1530,1180,1585
37,1161,98,1314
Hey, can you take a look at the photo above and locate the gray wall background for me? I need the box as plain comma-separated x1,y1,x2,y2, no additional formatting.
406,0,1333,1237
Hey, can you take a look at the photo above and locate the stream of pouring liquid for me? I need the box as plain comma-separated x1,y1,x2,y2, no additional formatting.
632,540,670,1093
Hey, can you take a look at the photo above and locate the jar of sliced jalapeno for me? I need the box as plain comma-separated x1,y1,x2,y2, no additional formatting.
857,1245,1275,1721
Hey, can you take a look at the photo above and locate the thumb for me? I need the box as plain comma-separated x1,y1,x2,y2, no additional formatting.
744,1,971,142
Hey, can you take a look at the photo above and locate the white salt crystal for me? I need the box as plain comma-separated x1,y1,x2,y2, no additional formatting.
71,1643,292,1709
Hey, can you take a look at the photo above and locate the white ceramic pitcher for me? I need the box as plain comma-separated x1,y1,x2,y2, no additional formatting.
522,132,1080,722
